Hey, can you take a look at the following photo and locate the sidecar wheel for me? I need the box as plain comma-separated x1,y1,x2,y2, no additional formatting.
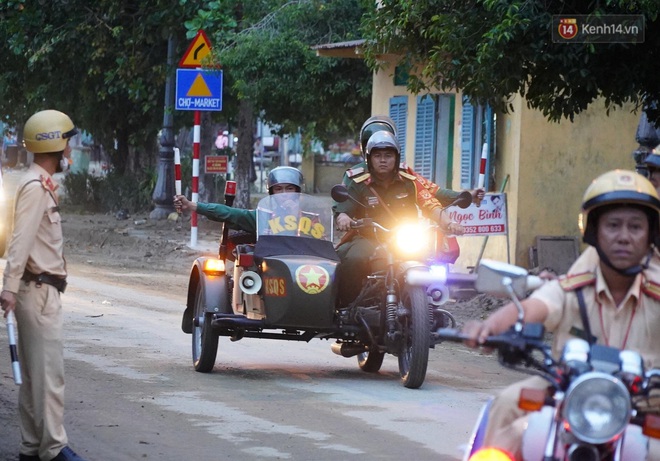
357,350,385,372
192,283,219,373
398,286,430,389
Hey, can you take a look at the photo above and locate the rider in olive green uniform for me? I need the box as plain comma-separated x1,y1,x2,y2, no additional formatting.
356,115,484,207
174,166,304,231
334,131,465,306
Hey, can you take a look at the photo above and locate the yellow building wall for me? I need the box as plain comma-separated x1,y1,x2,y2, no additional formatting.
508,97,639,267
371,65,640,270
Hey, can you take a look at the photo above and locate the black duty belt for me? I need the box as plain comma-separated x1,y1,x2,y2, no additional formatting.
22,271,67,293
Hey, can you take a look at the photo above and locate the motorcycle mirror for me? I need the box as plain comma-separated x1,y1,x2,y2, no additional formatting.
331,184,366,208
330,184,349,203
453,191,473,209
475,259,535,299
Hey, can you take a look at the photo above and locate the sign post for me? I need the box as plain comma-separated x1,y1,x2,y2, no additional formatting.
175,30,223,248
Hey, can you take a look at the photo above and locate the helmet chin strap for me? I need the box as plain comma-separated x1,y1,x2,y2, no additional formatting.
594,246,653,276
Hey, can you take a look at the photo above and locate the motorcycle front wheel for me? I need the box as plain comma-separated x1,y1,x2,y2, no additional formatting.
192,283,219,372
398,285,430,389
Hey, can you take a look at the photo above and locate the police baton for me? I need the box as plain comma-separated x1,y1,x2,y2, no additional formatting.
6,311,22,385
174,147,182,197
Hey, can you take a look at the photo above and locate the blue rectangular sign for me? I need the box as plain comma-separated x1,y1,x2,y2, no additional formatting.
175,68,223,111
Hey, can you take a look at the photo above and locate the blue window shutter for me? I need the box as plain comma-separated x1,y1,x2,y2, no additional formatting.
414,95,436,180
389,96,408,158
460,99,475,189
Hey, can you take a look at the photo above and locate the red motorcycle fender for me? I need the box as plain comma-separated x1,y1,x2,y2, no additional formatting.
181,257,231,334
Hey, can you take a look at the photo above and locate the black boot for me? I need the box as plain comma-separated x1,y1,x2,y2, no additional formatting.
18,454,40,461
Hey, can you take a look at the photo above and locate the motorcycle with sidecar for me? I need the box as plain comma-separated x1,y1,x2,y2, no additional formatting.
181,186,473,388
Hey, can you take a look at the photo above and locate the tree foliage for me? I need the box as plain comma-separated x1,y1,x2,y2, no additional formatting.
361,0,660,123
0,0,372,179
0,0,201,173
185,0,373,207
187,0,372,142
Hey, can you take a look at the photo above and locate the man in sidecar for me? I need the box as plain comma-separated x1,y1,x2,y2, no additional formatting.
333,130,465,307
173,165,304,233
462,169,660,460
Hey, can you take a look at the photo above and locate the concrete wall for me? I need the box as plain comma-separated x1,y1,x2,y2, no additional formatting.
510,98,638,266
313,161,349,193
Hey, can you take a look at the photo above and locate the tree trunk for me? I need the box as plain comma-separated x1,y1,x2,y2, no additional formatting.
110,127,130,175
235,99,254,209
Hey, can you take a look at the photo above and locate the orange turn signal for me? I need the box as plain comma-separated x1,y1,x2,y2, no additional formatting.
643,414,660,439
518,388,546,412
468,447,515,461
203,258,225,274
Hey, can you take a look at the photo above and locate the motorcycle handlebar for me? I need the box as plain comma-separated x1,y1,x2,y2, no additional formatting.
435,326,547,351
350,218,389,232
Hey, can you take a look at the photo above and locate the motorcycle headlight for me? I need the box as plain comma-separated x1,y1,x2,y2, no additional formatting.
562,372,631,444
393,222,431,258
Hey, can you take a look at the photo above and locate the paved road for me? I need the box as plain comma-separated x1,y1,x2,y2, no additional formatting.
0,258,522,461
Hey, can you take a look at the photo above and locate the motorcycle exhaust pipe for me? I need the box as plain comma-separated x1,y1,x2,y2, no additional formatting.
331,342,367,358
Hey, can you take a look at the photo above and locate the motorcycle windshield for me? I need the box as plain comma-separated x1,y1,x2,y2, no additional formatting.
255,193,334,242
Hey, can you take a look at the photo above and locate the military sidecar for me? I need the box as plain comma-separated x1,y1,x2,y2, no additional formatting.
181,192,463,388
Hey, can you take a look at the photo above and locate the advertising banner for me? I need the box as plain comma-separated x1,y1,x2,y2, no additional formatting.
446,192,507,236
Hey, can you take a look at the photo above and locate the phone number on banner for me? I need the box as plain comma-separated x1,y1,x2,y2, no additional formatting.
463,224,506,235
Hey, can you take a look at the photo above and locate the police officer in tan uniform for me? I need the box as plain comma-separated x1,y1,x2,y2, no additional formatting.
0,110,88,461
462,170,660,460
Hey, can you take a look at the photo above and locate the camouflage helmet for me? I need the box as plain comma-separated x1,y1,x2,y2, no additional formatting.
266,166,304,194
579,169,660,246
23,110,77,154
360,115,397,156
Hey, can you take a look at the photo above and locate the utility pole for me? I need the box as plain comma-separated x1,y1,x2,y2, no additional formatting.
150,34,177,220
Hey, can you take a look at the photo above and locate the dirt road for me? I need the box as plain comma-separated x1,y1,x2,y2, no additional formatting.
0,211,517,461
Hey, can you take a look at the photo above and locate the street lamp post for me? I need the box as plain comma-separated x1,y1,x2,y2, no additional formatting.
150,35,177,220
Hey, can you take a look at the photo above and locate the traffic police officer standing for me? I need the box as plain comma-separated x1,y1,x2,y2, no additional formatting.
0,110,88,461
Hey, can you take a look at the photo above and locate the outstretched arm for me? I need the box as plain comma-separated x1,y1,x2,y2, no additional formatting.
462,298,549,348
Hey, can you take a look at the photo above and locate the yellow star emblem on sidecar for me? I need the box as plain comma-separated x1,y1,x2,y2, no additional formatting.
295,265,330,295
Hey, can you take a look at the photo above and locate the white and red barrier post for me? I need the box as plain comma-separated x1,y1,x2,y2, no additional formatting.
476,143,488,207
478,143,488,189
191,110,201,247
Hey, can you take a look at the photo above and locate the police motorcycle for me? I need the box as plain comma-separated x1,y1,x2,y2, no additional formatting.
435,259,660,461
180,183,473,389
